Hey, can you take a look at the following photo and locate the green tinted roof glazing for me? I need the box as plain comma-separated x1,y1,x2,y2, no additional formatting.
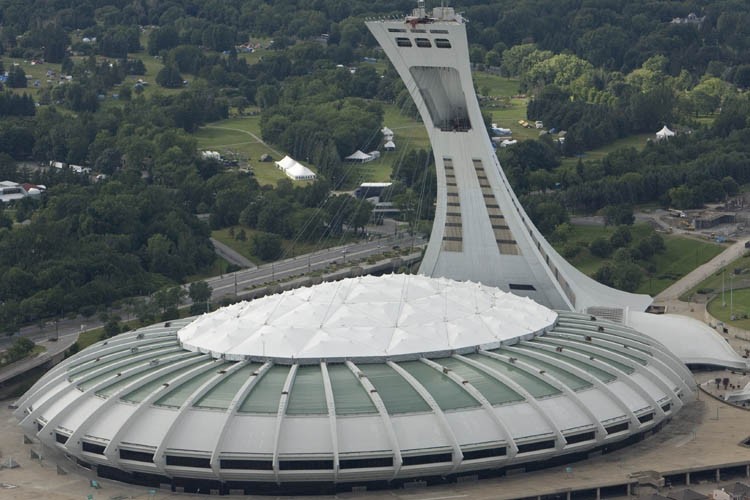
464,353,563,397
120,359,218,403
326,364,377,415
239,365,289,413
552,327,653,356
510,344,616,382
77,349,182,390
434,357,524,405
69,344,178,382
358,364,430,414
94,355,197,397
542,336,648,366
397,360,479,410
153,362,227,407
286,365,327,415
194,363,259,409
533,340,638,372
485,347,593,392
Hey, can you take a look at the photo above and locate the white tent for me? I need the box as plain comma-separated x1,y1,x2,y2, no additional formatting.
656,125,675,140
275,155,316,181
384,140,396,151
381,126,394,140
345,150,374,163
284,163,316,180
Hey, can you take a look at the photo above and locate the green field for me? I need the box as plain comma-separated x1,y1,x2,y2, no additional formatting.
707,288,750,330
554,224,725,295
193,115,298,186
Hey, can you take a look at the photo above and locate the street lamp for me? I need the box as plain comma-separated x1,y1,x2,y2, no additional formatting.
730,273,735,320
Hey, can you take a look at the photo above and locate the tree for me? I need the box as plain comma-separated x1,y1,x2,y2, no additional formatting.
6,66,27,88
189,281,213,314
252,232,282,261
589,237,612,258
156,66,184,89
609,226,632,248
604,205,635,226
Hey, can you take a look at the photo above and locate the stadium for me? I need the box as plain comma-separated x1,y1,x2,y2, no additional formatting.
16,275,694,493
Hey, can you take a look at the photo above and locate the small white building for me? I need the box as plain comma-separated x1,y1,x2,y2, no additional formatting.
384,140,396,151
381,126,394,141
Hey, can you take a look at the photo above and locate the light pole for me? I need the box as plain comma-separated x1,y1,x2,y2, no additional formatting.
722,267,726,307
730,274,735,320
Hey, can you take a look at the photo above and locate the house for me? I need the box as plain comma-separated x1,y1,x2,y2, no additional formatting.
384,140,396,151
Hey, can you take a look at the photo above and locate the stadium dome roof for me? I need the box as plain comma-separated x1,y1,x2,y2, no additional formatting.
178,275,557,362
15,275,695,492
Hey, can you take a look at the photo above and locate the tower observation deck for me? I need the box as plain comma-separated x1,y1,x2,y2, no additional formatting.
366,4,652,314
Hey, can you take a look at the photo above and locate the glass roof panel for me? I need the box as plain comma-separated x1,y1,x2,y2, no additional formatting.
434,357,524,405
464,353,563,396
396,360,479,410
121,359,219,404
510,345,617,382
193,363,259,410
327,364,377,415
239,365,290,413
153,362,228,407
72,345,178,384
94,355,198,397
286,365,327,415
358,363,431,414
532,340,637,372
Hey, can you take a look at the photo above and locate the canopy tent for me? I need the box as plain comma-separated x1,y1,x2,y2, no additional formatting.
384,140,396,151
656,125,675,140
275,155,316,181
381,126,394,140
345,150,374,163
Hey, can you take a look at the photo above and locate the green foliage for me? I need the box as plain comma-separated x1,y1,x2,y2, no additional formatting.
4,336,34,362
252,232,282,261
156,66,184,89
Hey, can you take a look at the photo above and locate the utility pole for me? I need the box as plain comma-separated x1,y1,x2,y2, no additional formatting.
234,272,237,296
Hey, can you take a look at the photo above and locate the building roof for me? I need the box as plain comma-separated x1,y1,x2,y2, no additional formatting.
15,275,695,486
179,274,557,362
625,311,747,369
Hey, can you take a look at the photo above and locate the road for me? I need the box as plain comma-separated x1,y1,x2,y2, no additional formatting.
204,233,423,301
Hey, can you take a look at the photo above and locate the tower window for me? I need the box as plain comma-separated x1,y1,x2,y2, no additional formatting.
388,28,406,33
396,37,412,47
415,38,432,48
435,39,452,48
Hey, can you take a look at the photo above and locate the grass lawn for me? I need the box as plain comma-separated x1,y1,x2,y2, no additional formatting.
707,288,750,331
555,223,725,296
560,133,653,169
680,254,750,303
193,115,300,186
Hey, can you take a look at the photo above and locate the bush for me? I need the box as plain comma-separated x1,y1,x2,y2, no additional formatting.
589,237,612,258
